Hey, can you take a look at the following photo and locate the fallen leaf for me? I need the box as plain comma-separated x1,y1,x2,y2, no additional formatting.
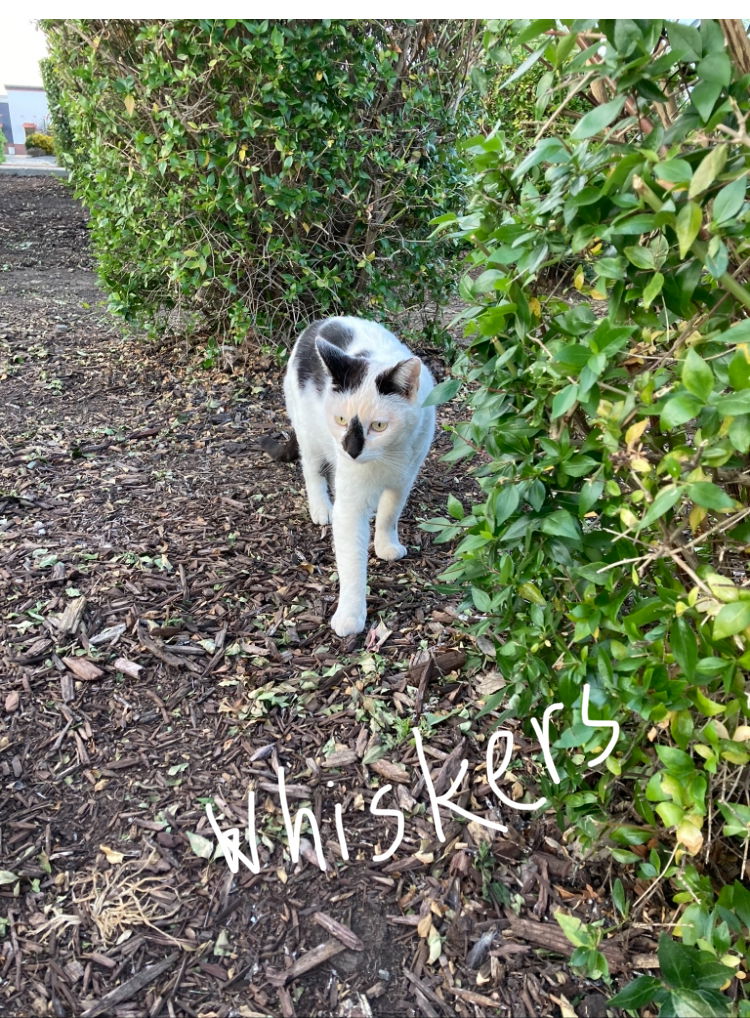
5,690,19,712
99,845,125,864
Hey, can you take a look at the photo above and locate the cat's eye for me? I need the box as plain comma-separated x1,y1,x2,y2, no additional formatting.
334,415,348,427
370,421,388,433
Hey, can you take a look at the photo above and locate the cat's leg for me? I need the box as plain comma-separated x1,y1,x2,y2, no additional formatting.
296,435,333,526
374,487,409,560
330,489,370,636
374,478,414,561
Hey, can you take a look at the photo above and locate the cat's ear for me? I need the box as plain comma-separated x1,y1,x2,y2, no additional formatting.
375,358,422,402
315,338,366,392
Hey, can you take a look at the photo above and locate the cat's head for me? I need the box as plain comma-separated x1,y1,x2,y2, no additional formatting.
315,337,423,462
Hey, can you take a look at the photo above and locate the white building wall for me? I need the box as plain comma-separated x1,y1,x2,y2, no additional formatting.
6,86,50,150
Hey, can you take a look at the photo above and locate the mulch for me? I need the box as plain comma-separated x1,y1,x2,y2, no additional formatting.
0,176,653,1018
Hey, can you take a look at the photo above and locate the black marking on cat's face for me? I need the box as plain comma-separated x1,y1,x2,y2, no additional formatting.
295,320,354,391
316,338,368,393
343,416,365,459
375,357,421,401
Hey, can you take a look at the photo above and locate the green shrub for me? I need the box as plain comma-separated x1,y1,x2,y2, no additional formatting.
430,18,750,1015
40,57,74,162
24,132,55,154
42,19,483,345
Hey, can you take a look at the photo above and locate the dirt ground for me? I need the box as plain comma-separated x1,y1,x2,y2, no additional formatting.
0,176,643,1018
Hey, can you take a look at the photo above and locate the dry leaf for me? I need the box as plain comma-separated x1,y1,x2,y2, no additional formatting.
5,690,19,712
99,844,125,865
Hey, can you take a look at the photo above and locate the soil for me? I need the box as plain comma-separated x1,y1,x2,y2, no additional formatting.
0,177,646,1018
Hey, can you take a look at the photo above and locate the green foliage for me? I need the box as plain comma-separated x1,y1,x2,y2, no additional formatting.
42,19,482,344
24,132,55,154
429,18,750,1013
477,20,587,148
40,57,74,161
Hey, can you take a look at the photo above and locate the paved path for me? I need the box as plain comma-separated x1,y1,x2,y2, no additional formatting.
0,152,68,177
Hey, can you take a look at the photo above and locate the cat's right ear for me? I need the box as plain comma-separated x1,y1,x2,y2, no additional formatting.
315,338,366,392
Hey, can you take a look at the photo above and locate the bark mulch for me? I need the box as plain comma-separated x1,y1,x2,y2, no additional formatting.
0,176,654,1018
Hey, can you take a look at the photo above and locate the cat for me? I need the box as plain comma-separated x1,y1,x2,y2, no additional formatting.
262,316,435,637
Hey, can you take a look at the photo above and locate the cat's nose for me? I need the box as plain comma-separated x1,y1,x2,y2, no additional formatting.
343,417,365,459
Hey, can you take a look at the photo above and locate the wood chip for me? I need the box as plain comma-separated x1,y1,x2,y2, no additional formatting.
62,657,104,681
80,951,178,1017
266,939,346,986
113,657,143,679
55,596,87,634
313,911,364,951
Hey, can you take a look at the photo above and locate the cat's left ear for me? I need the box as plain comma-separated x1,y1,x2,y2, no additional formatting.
375,358,422,403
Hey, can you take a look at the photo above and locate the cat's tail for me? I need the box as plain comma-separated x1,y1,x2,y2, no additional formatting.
260,431,300,463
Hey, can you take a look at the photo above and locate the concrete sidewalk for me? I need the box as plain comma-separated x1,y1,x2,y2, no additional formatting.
0,152,68,178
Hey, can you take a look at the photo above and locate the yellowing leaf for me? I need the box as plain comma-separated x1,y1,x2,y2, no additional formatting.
689,505,707,532
573,267,584,291
124,94,135,116
529,296,541,317
238,146,247,162
675,820,704,855
625,418,649,448
100,844,125,865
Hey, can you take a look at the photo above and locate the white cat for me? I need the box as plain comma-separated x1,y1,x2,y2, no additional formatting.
262,316,435,637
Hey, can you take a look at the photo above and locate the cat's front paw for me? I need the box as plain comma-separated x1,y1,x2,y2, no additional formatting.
374,537,408,561
331,605,366,637
309,500,332,526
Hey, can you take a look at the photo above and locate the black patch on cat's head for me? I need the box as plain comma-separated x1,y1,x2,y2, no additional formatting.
295,319,354,391
343,416,365,459
375,357,422,402
316,338,368,393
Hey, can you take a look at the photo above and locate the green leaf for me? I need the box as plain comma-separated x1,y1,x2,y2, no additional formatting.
659,934,697,990
714,390,750,416
642,272,664,308
501,44,548,88
712,176,746,226
640,484,683,529
671,617,697,678
688,144,727,199
624,244,655,270
579,478,603,516
554,911,587,948
493,485,520,526
540,509,581,542
681,349,714,402
655,158,693,185
667,22,702,62
728,352,750,390
729,415,750,453
660,393,703,429
713,601,750,640
608,974,662,1010
661,988,733,1018
675,201,702,258
551,383,579,419
705,237,729,279
687,482,734,511
446,494,464,521
716,320,750,345
571,97,627,140
422,378,460,408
